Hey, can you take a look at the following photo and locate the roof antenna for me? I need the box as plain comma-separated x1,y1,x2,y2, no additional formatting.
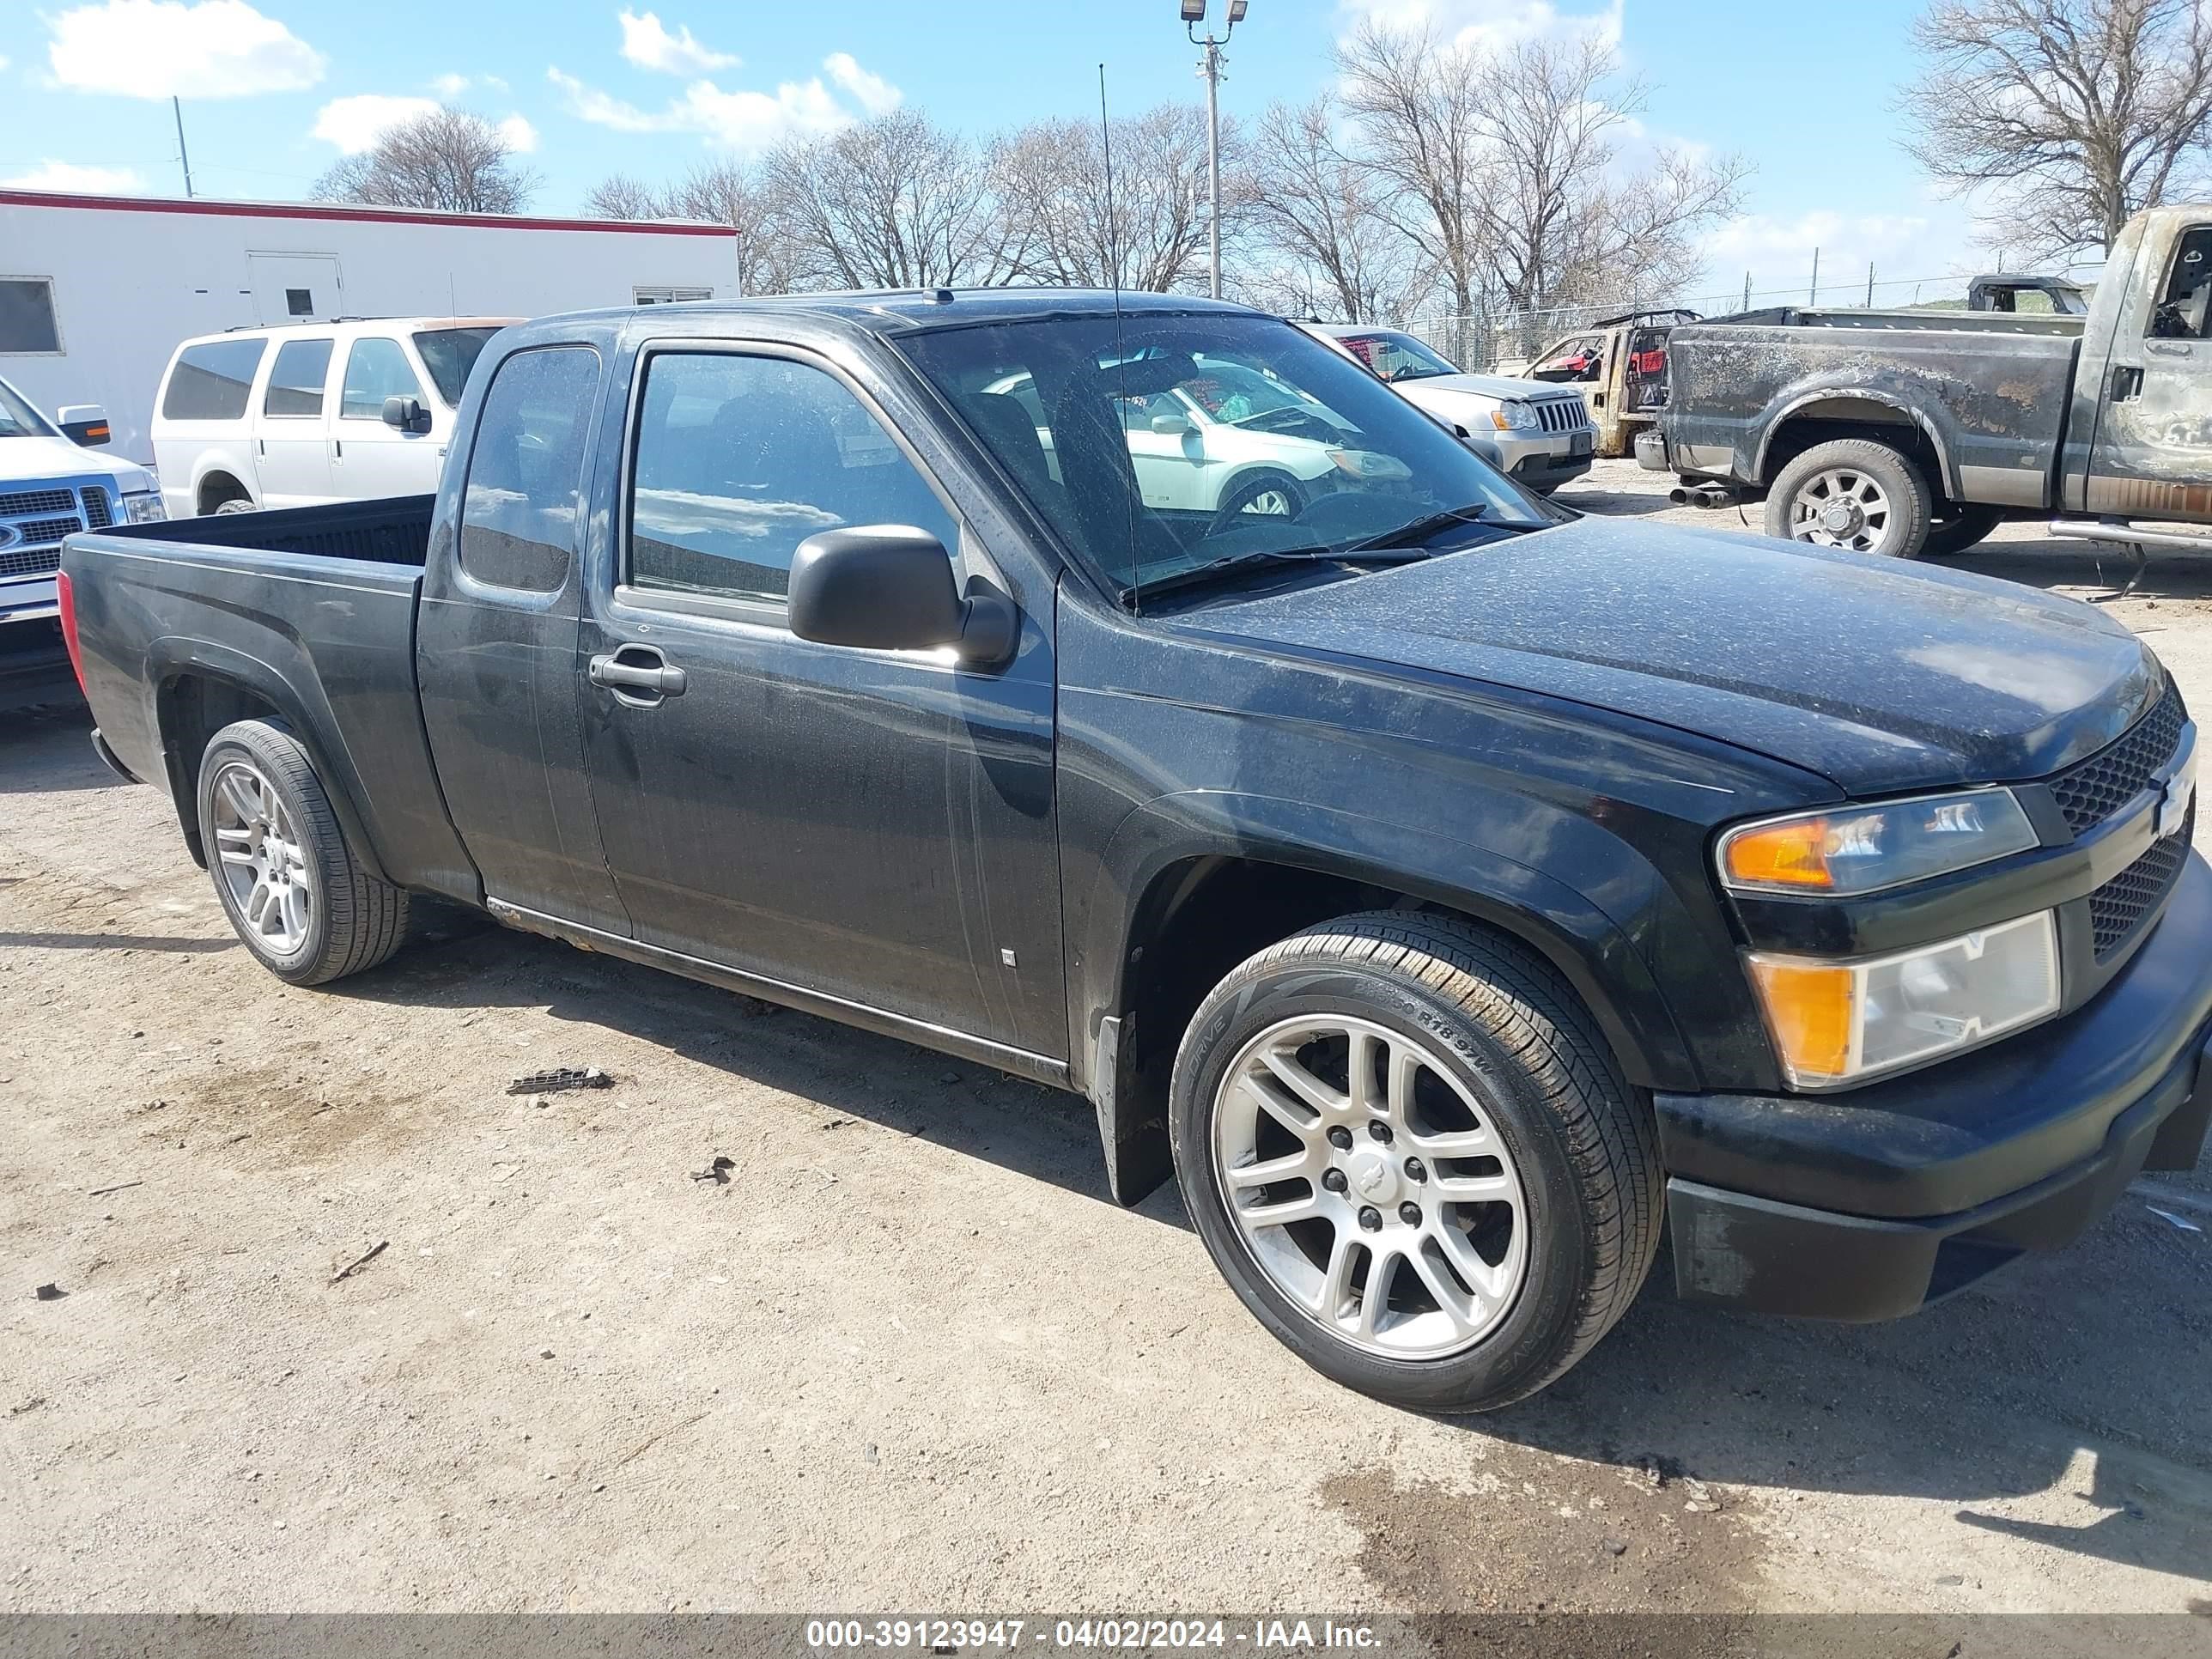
1101,62,1138,614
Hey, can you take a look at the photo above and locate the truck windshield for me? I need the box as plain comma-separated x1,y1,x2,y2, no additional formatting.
899,312,1555,605
412,327,502,407
0,377,58,440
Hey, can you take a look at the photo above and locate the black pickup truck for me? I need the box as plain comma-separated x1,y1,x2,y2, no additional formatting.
1645,204,2212,562
61,291,2209,1413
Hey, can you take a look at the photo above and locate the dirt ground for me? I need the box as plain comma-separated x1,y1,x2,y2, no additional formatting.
3,460,2210,1635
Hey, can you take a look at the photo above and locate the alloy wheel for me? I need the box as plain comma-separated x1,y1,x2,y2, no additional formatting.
210,760,313,954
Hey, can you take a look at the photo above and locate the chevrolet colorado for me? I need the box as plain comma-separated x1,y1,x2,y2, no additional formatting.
61,291,2210,1412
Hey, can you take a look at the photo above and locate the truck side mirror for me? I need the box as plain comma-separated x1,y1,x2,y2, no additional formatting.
788,526,1016,665
381,395,430,434
57,404,111,447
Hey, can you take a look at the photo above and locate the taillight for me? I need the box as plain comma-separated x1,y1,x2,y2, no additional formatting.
56,567,88,694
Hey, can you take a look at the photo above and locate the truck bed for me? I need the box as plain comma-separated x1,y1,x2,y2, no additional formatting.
60,493,476,902
1663,311,2083,504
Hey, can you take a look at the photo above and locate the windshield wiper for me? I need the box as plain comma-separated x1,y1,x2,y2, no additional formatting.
1133,544,1432,604
1346,502,1502,551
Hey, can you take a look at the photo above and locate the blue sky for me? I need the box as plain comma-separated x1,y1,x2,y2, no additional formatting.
0,0,2014,304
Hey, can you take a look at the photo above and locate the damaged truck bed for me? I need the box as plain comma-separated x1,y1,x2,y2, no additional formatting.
1643,204,2212,562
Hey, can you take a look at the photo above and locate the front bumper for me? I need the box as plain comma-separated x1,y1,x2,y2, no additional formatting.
1659,850,2212,1321
1508,449,1593,492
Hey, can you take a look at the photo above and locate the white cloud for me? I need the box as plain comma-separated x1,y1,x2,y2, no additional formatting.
617,9,738,75
313,94,440,154
823,52,900,118
550,54,899,155
1339,0,1623,51
430,71,511,97
497,114,540,155
1695,209,2014,307
0,56,11,75
46,0,324,100
2,160,148,193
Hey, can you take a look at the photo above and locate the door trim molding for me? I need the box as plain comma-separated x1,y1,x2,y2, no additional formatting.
487,897,1073,1089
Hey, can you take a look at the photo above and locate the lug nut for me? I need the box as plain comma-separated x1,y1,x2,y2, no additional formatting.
1368,1121,1394,1144
1322,1168,1348,1194
1399,1202,1422,1226
1403,1157,1427,1182
1357,1206,1383,1232
1327,1126,1354,1151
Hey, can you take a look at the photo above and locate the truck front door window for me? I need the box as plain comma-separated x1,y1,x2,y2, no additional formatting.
2148,225,2212,338
628,352,958,606
459,346,601,593
340,337,424,420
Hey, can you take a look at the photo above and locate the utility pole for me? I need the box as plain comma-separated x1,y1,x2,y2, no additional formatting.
1808,246,1820,306
1866,261,1875,307
1742,271,1752,311
173,96,195,198
1182,0,1249,301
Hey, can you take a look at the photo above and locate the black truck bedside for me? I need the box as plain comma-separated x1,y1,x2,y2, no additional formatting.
59,291,2209,1413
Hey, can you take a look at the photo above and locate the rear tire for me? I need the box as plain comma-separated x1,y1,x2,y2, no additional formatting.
1170,912,1662,1413
197,720,409,986
1765,437,1932,558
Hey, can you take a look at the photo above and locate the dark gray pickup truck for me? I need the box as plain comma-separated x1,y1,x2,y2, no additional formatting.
61,291,2210,1413
1645,204,2212,561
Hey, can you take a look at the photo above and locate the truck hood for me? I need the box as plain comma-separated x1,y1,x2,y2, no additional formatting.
0,434,153,493
1394,373,1561,409
1182,516,2162,796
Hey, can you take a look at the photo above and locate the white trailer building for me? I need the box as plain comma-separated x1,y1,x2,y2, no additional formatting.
0,188,738,462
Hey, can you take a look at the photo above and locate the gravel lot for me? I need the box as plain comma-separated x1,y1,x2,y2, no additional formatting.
3,459,2209,1632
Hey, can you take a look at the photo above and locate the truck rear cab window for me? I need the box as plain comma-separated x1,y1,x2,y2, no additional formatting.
340,337,424,419
263,339,334,419
2149,226,2212,339
0,278,61,355
161,338,268,421
457,346,601,593
627,352,958,605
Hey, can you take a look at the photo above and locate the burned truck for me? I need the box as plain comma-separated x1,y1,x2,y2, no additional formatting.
1642,205,2212,562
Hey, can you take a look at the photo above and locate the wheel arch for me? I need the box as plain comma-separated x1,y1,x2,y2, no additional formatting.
1753,388,1958,497
1075,798,1695,1206
193,464,255,516
151,653,392,885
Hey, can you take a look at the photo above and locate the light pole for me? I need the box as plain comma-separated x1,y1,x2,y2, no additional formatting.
1182,0,1247,301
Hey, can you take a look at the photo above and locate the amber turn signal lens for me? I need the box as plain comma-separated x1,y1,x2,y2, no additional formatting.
1745,957,1854,1082
1722,817,1836,890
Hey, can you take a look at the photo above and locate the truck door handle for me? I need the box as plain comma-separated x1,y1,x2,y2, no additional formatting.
588,647,687,699
2112,363,2145,402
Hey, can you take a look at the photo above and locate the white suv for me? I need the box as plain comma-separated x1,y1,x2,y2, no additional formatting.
150,318,514,517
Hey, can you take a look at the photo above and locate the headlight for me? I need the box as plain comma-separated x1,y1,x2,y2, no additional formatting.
124,491,167,524
1717,788,2037,896
1327,448,1412,481
1747,911,2060,1087
1489,402,1540,432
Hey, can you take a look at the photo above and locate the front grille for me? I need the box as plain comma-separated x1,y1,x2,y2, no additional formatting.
14,516,82,549
1533,399,1587,434
2089,820,2191,959
82,487,112,529
0,487,76,517
2049,685,2187,835
0,547,61,580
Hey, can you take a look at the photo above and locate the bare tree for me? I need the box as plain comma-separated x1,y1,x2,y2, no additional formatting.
994,104,1228,292
313,107,539,214
764,111,1015,289
1902,0,2212,258
1335,20,1498,356
582,173,665,221
1244,95,1431,321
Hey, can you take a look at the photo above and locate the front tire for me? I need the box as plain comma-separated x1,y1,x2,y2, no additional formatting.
1170,913,1662,1413
197,720,409,986
1765,437,1932,557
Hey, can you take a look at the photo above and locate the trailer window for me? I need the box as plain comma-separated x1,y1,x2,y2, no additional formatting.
340,337,424,420
161,338,268,422
0,278,62,355
459,346,601,594
263,339,333,420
